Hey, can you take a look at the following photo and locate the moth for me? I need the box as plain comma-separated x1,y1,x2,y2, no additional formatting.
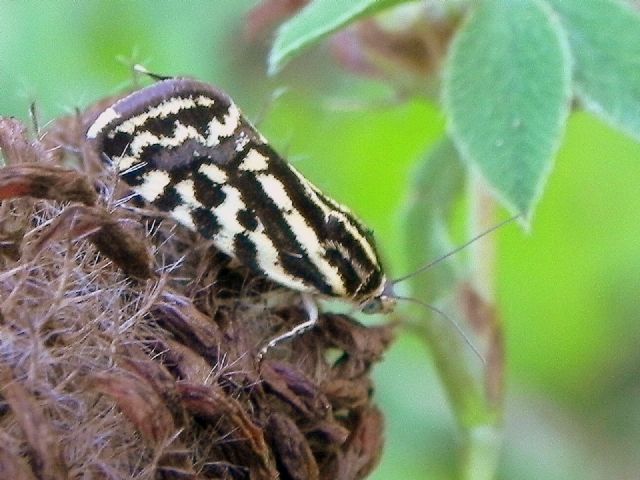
86,78,397,345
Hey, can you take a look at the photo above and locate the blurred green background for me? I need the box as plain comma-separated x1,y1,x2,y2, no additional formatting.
2,2,639,478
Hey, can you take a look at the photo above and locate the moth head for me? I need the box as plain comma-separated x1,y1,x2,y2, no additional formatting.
359,279,397,314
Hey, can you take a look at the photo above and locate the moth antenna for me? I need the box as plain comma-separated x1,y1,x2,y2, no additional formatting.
252,86,288,128
132,64,172,81
392,214,520,285
394,295,486,364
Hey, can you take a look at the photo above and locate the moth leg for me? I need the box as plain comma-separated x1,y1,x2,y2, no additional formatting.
257,293,318,361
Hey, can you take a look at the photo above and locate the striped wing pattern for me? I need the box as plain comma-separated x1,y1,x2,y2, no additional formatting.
86,78,386,305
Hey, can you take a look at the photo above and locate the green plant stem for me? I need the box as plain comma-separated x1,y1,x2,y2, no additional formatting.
411,173,503,480
459,425,503,480
414,305,502,480
457,173,503,479
469,174,497,304
403,139,504,479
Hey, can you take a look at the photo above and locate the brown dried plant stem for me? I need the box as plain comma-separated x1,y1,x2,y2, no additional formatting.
0,113,392,480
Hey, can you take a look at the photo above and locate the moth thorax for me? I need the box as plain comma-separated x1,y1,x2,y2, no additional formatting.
359,279,396,314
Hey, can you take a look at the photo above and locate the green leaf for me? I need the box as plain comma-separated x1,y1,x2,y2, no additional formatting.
546,0,640,142
268,0,410,74
443,0,571,222
401,137,465,305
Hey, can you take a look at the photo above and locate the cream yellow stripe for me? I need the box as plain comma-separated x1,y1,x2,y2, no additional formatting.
208,183,309,292
198,163,228,183
238,149,269,172
136,170,171,202
287,164,380,267
87,107,120,139
114,96,198,134
256,174,346,295
205,103,240,147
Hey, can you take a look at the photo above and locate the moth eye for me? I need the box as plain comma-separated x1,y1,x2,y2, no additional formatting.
360,298,383,314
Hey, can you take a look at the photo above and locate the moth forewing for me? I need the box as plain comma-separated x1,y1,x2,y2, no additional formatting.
86,78,392,322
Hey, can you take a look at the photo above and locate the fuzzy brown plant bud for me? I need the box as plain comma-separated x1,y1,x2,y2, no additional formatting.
0,94,393,479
